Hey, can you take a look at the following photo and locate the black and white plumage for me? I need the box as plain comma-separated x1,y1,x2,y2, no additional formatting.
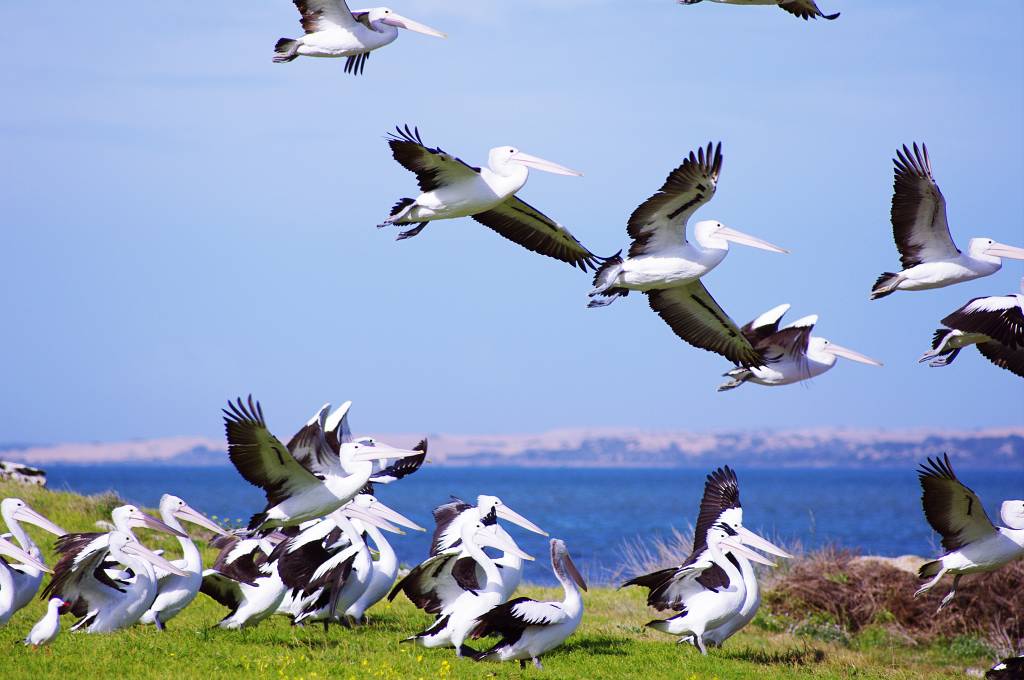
0,536,52,628
200,531,288,629
679,0,839,21
919,285,1024,378
587,143,787,368
471,539,586,670
0,498,65,624
871,144,1024,299
379,125,603,271
915,454,1024,611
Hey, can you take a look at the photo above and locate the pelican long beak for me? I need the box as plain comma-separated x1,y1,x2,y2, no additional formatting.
0,536,51,573
825,342,884,366
496,505,548,537
121,540,189,577
511,151,583,177
719,536,777,567
175,504,229,537
717,226,788,254
14,505,66,536
362,499,425,532
351,443,422,463
986,241,1024,260
476,528,534,561
561,550,588,592
736,526,793,559
381,14,446,38
133,511,187,538
344,505,404,535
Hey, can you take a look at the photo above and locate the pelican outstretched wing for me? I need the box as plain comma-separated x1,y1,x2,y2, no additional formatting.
371,439,428,483
386,125,480,193
223,397,323,508
976,341,1024,378
430,497,473,555
42,533,122,618
292,0,358,33
646,281,763,368
890,143,959,269
388,552,472,614
287,404,343,478
918,454,996,553
778,0,840,20
471,597,566,639
740,303,792,345
627,143,721,258
472,196,602,271
942,295,1024,349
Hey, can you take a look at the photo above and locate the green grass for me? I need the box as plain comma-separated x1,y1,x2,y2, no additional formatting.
0,480,995,679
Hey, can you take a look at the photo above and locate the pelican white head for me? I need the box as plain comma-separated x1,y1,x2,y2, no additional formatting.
969,237,1024,263
810,338,883,367
159,494,229,537
476,495,548,536
1000,500,1024,530
112,505,187,537
1,498,66,536
368,8,446,38
489,147,583,177
693,220,788,254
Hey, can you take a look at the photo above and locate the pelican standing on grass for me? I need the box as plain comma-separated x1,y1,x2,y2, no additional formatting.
0,536,53,626
915,454,1024,611
679,0,839,21
200,532,289,629
379,126,603,271
588,143,788,367
470,539,587,670
717,305,882,390
0,498,65,623
138,495,230,630
871,143,1024,299
273,0,445,74
918,280,1024,378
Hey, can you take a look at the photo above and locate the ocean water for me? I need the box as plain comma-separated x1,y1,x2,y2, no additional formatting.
40,465,1024,585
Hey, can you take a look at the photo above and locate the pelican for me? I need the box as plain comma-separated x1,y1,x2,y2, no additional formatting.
0,498,65,623
915,454,1024,611
200,531,289,629
321,402,429,485
717,305,882,390
138,495,229,630
470,539,586,670
622,466,790,650
392,511,534,656
871,144,1024,299
0,536,52,627
24,597,64,648
379,125,602,270
222,396,423,529
273,0,445,73
679,0,839,20
987,657,1024,679
429,495,547,600
587,143,787,367
43,531,187,633
918,281,1024,378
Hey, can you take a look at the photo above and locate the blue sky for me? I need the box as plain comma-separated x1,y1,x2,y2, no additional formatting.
1,1,1022,442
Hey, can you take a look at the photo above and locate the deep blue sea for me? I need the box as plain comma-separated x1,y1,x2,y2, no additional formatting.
41,465,1024,585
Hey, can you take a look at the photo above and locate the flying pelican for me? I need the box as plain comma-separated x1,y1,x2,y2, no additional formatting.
222,396,422,529
321,402,429,485
918,281,1024,378
0,536,52,627
717,306,882,390
0,498,65,623
470,539,586,670
273,1,445,73
43,531,187,633
871,143,1024,299
24,597,64,648
200,531,289,629
622,467,790,649
392,511,534,656
379,125,602,270
915,454,1024,611
138,495,229,630
679,0,839,20
588,143,787,367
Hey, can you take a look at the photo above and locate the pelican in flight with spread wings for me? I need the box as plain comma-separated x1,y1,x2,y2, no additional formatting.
587,143,787,367
916,454,1024,611
274,1,445,74
871,144,1024,299
717,304,882,390
919,280,1024,378
679,0,838,20
379,126,603,271
223,396,423,530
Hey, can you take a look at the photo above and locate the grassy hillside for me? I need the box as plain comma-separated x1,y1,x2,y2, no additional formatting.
0,480,1002,679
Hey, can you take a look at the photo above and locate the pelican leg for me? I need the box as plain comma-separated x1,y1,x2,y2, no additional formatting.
937,575,962,611
928,349,961,367
532,657,544,670
396,223,428,241
519,660,527,669
914,567,947,598
154,614,165,632
694,634,707,656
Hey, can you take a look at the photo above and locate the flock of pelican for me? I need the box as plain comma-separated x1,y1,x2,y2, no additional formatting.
2,423,1022,668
